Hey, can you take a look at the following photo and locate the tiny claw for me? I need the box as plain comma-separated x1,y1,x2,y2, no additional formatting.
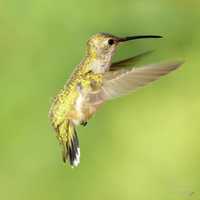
81,121,88,127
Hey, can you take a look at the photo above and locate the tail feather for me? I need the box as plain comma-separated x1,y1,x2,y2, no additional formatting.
58,120,80,167
67,130,80,167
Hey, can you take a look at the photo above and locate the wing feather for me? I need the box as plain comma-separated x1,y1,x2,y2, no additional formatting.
110,50,153,71
102,60,183,100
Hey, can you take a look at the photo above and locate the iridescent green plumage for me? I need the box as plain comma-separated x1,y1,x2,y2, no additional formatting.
49,62,103,166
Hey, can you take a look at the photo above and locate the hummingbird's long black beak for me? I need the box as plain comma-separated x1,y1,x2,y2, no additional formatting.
117,35,162,42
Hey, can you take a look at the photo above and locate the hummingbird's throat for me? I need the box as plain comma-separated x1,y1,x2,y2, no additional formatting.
90,54,112,73
82,52,112,74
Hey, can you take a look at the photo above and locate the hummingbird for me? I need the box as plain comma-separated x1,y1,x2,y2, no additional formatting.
49,33,182,167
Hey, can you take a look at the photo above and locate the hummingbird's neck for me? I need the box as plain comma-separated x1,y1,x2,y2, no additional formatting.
80,52,113,74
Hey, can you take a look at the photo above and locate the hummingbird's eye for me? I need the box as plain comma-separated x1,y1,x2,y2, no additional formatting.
108,39,114,45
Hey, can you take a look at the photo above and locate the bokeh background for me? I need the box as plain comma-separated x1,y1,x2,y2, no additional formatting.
1,0,200,199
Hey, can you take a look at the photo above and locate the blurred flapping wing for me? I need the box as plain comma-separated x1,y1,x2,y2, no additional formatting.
109,50,153,71
89,60,183,103
102,60,183,100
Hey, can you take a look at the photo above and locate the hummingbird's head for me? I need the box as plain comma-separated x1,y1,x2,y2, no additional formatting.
86,33,162,73
87,33,162,57
86,33,119,58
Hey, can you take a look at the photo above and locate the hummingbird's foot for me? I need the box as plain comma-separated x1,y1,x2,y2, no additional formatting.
80,121,88,127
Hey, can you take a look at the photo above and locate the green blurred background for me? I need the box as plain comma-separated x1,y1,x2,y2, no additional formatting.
1,0,200,199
